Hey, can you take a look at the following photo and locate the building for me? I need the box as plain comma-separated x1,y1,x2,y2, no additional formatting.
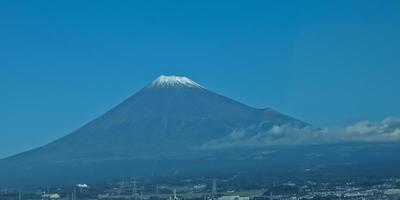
218,195,250,200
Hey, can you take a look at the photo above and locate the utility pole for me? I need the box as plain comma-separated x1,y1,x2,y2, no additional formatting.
133,177,138,200
212,179,217,200
173,189,177,200
118,181,124,196
156,184,159,194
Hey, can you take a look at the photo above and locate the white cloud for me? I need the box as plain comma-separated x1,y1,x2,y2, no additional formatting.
342,117,400,141
202,117,400,149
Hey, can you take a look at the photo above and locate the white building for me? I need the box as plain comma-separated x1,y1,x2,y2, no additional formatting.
42,193,61,199
218,195,250,200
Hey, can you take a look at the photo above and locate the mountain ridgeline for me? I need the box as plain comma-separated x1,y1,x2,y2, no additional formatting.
2,75,399,186
3,76,306,162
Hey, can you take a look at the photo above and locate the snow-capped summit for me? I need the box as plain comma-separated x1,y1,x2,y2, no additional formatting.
148,75,204,89
0,74,308,185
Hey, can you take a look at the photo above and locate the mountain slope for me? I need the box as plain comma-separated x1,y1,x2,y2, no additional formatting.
0,75,308,185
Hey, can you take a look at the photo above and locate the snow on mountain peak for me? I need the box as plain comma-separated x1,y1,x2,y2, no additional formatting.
148,75,204,89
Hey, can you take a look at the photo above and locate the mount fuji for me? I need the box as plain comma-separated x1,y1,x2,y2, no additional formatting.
1,75,399,186
3,75,306,160
0,75,308,184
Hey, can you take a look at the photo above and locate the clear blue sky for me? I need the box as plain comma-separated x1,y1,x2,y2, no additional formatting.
1,0,400,158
